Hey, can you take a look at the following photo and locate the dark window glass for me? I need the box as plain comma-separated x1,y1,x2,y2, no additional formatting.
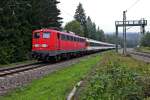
61,34,64,40
57,33,60,39
61,34,68,40
69,36,72,41
71,36,73,41
77,38,79,42
76,37,78,42
67,35,70,41
74,37,76,41
34,32,40,38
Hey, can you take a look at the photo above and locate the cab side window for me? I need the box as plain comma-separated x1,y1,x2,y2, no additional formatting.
33,32,40,38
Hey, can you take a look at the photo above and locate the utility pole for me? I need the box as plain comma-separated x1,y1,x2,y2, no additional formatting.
123,11,127,55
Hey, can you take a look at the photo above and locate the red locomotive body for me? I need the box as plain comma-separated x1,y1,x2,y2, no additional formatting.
32,29,86,60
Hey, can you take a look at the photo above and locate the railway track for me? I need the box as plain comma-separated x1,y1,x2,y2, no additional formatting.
129,51,150,58
129,50,150,63
0,62,48,77
0,51,104,77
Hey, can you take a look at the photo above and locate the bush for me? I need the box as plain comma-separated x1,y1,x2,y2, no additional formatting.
83,61,144,100
140,32,150,47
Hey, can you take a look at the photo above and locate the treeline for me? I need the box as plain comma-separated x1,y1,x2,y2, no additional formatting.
0,0,62,64
140,32,150,47
64,3,105,41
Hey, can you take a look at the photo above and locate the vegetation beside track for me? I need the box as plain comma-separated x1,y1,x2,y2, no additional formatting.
0,54,101,100
79,52,150,100
136,47,150,53
0,60,36,68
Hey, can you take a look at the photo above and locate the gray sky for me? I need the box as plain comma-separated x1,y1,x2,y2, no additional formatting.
58,0,150,33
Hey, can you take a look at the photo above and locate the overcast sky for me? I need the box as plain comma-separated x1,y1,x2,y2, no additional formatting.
58,0,150,33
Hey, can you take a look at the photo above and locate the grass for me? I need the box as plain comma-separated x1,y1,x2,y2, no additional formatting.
79,52,150,100
0,54,101,100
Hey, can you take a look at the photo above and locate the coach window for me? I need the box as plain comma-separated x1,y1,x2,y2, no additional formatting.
71,36,73,41
74,37,76,41
70,36,73,41
61,34,65,40
43,32,50,38
66,35,69,41
68,36,71,41
76,37,78,42
34,32,40,38
57,33,60,39
77,38,80,42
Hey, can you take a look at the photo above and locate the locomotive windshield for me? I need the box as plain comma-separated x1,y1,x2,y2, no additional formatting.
33,32,40,38
43,32,50,38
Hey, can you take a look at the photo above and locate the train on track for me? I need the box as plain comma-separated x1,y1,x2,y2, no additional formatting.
31,29,115,61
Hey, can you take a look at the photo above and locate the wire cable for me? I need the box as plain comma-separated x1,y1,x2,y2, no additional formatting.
126,0,141,12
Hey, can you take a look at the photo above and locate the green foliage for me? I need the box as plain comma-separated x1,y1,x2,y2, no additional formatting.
0,0,62,64
74,4,105,40
95,27,105,41
74,3,86,26
30,0,62,29
80,52,150,100
105,34,123,47
86,16,105,41
86,17,96,39
140,32,150,47
74,3,88,37
84,62,143,100
64,20,84,36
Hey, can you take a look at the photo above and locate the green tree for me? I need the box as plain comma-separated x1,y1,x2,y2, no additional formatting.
140,32,150,47
86,16,93,38
74,3,86,26
105,34,123,47
86,16,105,41
64,20,84,36
0,0,62,64
74,3,87,37
30,0,62,29
96,27,105,41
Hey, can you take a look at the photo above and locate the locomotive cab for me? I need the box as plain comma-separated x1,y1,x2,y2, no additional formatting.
32,29,59,60
32,29,58,51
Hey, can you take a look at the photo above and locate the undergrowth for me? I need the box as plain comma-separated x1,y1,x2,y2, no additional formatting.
81,52,150,100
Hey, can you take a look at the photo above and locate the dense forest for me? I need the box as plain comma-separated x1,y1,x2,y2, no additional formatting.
0,0,62,64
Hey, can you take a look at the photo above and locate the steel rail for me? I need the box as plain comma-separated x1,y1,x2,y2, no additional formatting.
0,62,47,77
130,51,150,58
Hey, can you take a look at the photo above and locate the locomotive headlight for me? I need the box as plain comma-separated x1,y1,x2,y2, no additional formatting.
41,44,48,47
35,44,39,47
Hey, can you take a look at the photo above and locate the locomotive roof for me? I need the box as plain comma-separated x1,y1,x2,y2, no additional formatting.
32,29,58,33
33,29,85,39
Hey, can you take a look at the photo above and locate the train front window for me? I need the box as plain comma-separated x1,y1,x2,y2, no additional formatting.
33,32,40,38
43,32,51,38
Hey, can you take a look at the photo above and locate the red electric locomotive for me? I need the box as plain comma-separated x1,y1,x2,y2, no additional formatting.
32,29,86,61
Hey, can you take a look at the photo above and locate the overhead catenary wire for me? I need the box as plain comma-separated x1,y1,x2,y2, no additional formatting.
126,0,141,12
62,9,73,18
